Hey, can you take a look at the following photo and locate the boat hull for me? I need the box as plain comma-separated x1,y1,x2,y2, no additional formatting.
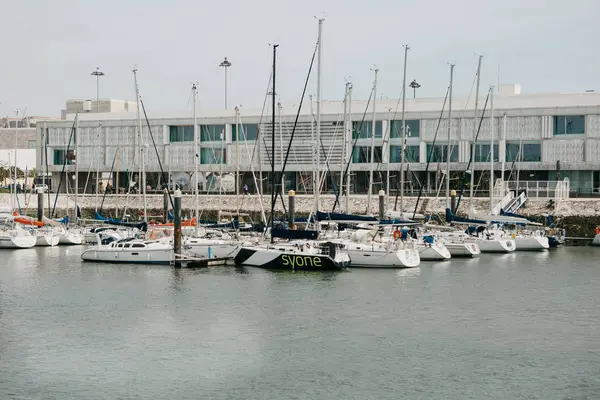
592,234,600,246
81,248,173,264
59,232,83,245
233,247,345,271
0,235,37,249
36,234,59,247
346,247,420,268
514,236,549,251
418,242,451,261
184,239,240,259
444,242,481,257
474,238,516,253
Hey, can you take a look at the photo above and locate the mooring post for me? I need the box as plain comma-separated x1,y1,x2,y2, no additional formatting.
173,189,182,268
288,190,296,229
450,190,457,214
378,190,386,221
163,188,169,224
37,187,44,222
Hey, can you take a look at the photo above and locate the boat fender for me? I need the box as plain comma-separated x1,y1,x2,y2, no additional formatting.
393,230,401,240
306,243,310,249
511,233,517,239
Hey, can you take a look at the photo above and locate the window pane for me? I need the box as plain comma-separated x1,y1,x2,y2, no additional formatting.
390,145,420,163
352,121,382,139
425,144,458,163
200,148,226,164
473,143,499,162
553,115,585,135
169,126,194,142
232,124,259,141
200,125,225,142
390,120,420,138
505,142,541,162
352,146,382,163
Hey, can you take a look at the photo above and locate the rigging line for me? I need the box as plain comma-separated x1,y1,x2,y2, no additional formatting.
249,71,273,167
454,90,491,212
409,86,449,218
140,98,174,210
313,101,346,201
266,39,318,229
51,114,77,218
331,86,374,212
99,132,121,212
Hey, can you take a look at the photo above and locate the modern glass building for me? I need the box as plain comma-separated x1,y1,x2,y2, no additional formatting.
37,87,600,196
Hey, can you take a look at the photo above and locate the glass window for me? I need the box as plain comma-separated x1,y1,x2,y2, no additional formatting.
200,125,225,142
232,124,259,141
473,143,499,162
425,144,458,163
553,115,585,135
169,126,194,142
53,149,74,165
390,145,420,163
352,121,382,139
200,148,226,164
352,146,382,163
28,140,36,149
390,120,420,138
505,142,541,162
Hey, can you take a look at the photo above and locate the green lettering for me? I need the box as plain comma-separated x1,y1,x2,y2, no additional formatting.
282,255,290,266
296,256,304,267
314,257,322,267
306,256,314,267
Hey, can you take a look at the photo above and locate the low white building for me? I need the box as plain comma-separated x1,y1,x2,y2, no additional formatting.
36,87,600,196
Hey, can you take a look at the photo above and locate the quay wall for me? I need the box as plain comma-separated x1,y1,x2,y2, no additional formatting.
1,194,599,239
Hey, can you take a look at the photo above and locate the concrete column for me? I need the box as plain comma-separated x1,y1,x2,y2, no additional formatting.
378,190,386,220
173,189,182,268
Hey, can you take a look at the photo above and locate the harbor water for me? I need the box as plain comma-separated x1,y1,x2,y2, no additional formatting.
1,247,599,399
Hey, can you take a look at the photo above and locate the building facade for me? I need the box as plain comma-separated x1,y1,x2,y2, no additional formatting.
36,87,600,196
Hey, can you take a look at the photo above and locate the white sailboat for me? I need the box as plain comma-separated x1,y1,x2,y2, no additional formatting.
0,222,36,249
81,238,173,264
34,226,60,247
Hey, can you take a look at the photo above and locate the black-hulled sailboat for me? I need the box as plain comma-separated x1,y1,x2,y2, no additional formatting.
233,22,349,271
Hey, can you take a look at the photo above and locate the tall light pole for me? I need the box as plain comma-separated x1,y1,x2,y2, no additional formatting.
409,79,421,99
90,67,105,112
219,57,232,109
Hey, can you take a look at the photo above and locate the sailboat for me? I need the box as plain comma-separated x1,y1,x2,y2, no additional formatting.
0,219,36,249
234,23,348,271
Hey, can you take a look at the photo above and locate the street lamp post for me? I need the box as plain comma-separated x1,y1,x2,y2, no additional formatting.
409,79,421,98
90,67,105,112
219,57,232,109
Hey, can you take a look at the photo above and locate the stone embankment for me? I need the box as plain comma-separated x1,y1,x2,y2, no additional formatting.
2,193,599,238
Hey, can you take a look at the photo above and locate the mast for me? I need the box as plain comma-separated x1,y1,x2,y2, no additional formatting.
193,82,199,234
95,122,102,212
340,82,349,212
315,18,323,220
133,66,147,223
367,68,378,215
501,112,507,189
385,107,391,208
269,43,278,242
13,111,18,212
235,106,240,216
75,114,79,222
345,84,352,214
445,64,455,210
489,85,495,214
278,101,284,194
469,55,482,216
399,44,409,213
310,94,315,197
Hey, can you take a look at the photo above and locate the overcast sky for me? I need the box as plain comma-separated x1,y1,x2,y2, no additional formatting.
1,0,598,118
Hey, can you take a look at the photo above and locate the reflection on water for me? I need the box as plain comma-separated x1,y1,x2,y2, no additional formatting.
0,246,599,399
